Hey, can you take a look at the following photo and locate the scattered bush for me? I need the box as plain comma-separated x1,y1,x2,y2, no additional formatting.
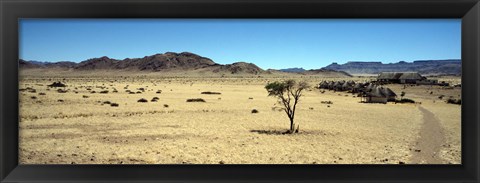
129,92,135,94
201,91,221,95
110,103,119,107
82,95,89,98
248,97,253,100
251,109,259,113
438,95,445,99
321,101,333,104
90,91,96,94
30,96,37,99
163,104,169,108
47,81,66,88
446,98,461,105
156,90,162,94
103,101,111,105
39,92,46,95
136,91,142,94
57,99,64,102
57,89,68,93
137,98,148,103
396,98,415,103
100,90,109,94
186,98,206,102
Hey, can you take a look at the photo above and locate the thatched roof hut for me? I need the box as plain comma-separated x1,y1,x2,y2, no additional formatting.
365,83,376,92
327,81,335,90
342,81,355,91
377,72,425,84
333,81,345,91
362,86,397,103
319,81,329,89
352,83,365,93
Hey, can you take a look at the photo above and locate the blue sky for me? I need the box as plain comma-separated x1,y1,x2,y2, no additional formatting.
19,19,461,70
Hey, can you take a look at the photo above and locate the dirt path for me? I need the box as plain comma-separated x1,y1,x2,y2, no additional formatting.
410,106,446,164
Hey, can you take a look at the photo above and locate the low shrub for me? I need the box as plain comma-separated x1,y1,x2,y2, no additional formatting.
396,98,415,103
103,101,111,105
39,92,46,95
163,104,169,108
321,101,333,104
186,98,206,102
446,98,461,105
138,98,148,103
100,90,109,94
110,103,119,107
201,91,221,95
82,95,89,98
251,109,259,113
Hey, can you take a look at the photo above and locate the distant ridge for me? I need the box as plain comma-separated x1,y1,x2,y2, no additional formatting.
279,67,306,73
322,59,461,75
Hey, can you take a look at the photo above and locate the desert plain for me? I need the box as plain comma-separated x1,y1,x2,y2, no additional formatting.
18,72,461,164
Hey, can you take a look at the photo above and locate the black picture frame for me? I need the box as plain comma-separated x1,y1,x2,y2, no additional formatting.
1,0,479,182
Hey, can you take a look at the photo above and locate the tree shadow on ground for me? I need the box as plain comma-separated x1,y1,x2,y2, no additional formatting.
250,129,340,136
249,130,291,135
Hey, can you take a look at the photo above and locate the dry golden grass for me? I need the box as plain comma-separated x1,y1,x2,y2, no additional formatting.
19,75,461,164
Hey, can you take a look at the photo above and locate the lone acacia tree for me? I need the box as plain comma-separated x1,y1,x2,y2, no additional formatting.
265,80,309,133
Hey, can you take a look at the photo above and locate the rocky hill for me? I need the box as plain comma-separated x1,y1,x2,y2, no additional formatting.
211,62,265,74
20,52,266,74
322,60,461,75
302,69,353,77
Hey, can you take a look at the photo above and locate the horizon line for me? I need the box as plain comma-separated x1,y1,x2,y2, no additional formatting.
19,52,461,70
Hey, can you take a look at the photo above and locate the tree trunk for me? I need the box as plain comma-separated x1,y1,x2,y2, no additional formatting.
289,118,295,133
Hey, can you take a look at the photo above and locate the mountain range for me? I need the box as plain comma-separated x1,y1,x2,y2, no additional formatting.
20,52,267,75
322,60,461,75
279,67,306,73
19,52,461,76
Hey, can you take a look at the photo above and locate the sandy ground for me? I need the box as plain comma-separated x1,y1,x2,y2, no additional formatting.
18,76,461,164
